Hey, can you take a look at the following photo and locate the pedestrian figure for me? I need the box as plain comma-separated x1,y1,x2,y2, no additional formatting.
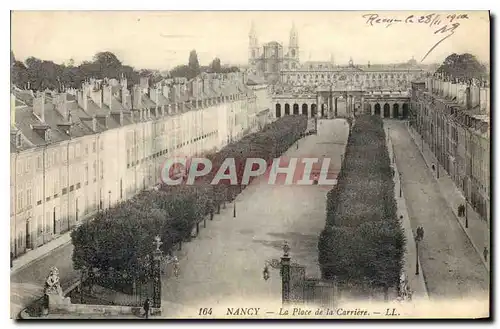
458,204,465,217
483,247,488,262
10,252,13,268
431,164,435,171
173,256,180,277
399,215,403,221
143,298,151,319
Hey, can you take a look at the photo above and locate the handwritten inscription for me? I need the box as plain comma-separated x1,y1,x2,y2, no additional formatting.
362,13,469,62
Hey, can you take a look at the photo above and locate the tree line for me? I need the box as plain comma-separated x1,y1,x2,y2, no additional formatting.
318,115,405,299
11,49,240,92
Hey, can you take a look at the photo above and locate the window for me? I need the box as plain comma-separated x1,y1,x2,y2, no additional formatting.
17,190,23,211
37,156,42,170
100,140,104,150
84,164,89,184
16,134,22,147
93,161,97,181
100,160,104,179
92,141,97,153
62,148,67,161
61,170,66,189
85,144,89,155
17,160,23,174
25,158,30,173
26,188,32,207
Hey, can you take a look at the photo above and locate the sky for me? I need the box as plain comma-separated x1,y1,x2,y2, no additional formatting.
11,11,490,70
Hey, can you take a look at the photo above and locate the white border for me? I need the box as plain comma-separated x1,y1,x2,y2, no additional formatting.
2,2,497,329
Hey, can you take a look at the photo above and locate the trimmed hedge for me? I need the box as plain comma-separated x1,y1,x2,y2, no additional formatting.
318,115,405,292
72,115,307,284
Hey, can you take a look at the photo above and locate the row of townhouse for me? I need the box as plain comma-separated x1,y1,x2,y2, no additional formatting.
10,72,268,258
410,76,490,222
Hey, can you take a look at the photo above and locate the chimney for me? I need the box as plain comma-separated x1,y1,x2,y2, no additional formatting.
104,85,113,111
33,91,46,122
11,93,16,129
465,86,472,110
111,111,123,126
132,86,142,110
54,93,69,120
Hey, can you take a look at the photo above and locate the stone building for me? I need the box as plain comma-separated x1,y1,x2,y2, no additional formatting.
10,72,260,258
248,22,300,84
410,75,490,222
271,58,425,119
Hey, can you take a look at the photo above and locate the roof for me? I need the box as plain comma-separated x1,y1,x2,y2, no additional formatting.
246,75,267,86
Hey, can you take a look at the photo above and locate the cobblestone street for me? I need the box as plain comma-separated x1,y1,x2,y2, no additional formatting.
386,120,489,300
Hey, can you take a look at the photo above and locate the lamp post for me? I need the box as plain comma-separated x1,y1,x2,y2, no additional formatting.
233,201,236,218
415,227,424,275
463,177,469,228
262,241,292,306
108,190,111,209
399,172,403,198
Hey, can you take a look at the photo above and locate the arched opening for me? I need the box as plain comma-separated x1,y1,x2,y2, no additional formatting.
293,103,299,115
321,104,326,117
285,103,290,115
383,103,390,118
402,103,409,119
374,103,381,116
393,103,400,119
311,104,317,117
365,103,372,114
302,103,308,116
275,104,281,118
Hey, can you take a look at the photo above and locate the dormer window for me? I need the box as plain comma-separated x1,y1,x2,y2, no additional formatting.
45,129,51,142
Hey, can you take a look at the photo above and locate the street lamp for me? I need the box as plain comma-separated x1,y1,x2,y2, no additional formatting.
262,241,292,305
233,201,237,218
399,172,403,198
415,226,424,275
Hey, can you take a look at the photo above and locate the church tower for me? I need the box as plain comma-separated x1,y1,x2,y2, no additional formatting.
248,21,259,66
288,22,299,63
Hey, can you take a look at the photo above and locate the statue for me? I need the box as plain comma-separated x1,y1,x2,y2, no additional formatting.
45,267,63,296
44,266,72,312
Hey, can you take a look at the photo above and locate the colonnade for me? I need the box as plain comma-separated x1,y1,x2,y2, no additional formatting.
364,101,410,119
273,96,410,120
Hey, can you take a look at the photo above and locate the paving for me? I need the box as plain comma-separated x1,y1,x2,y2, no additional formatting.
161,119,349,318
406,125,490,271
385,125,428,302
10,242,79,319
385,120,489,300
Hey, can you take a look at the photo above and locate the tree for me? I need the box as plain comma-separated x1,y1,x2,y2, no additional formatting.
188,50,200,79
210,57,222,73
169,64,191,79
436,53,488,80
93,51,123,79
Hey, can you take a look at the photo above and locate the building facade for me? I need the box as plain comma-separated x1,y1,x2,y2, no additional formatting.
10,72,261,257
248,22,300,84
410,76,490,222
271,59,425,120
